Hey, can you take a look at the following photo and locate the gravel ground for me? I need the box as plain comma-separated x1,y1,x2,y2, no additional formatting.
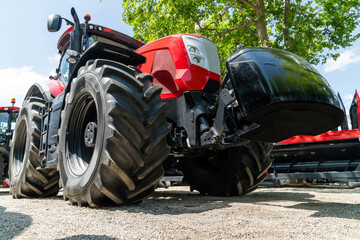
0,185,359,240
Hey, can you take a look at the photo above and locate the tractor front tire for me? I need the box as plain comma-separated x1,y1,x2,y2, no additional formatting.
9,97,60,198
58,59,170,207
181,141,273,196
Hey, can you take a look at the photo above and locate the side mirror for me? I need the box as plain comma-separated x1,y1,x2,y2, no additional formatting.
48,14,62,32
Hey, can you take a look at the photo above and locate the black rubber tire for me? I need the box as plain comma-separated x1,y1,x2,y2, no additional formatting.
180,141,273,196
9,97,60,198
58,59,170,207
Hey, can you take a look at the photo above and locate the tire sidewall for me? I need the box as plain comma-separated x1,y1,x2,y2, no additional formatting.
9,105,32,189
58,71,106,197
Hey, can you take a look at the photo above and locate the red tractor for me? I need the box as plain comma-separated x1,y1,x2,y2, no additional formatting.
9,8,343,206
0,99,19,186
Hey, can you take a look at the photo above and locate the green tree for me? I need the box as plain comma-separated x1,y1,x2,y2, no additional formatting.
122,0,360,67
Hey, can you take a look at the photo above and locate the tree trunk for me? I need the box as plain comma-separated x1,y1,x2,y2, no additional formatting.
255,0,271,47
283,0,291,49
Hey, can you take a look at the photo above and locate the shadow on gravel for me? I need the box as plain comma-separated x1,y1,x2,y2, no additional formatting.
56,235,115,240
248,190,360,221
105,189,318,215
0,206,32,239
283,201,360,220
104,188,360,221
105,190,233,215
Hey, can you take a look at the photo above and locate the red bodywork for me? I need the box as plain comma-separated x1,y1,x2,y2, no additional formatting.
277,90,360,146
355,90,360,126
135,34,221,99
46,80,65,97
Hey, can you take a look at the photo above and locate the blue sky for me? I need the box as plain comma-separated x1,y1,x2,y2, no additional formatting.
0,0,359,115
0,0,132,107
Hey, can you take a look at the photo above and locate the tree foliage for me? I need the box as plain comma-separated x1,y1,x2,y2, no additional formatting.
123,0,360,67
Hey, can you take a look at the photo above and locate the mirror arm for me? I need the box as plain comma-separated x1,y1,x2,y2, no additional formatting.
61,17,74,27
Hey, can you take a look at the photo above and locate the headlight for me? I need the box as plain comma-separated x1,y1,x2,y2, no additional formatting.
182,35,221,75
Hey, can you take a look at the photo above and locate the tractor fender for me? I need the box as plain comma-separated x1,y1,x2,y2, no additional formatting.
24,80,65,103
65,41,146,96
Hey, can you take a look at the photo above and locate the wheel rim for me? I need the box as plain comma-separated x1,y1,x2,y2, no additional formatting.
66,92,98,177
12,119,27,177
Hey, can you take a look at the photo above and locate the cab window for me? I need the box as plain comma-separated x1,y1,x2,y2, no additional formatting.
58,51,70,85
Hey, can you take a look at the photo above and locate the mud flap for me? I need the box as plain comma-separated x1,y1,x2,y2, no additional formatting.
226,47,344,142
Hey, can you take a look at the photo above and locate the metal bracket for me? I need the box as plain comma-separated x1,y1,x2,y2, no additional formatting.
39,102,51,156
200,89,236,146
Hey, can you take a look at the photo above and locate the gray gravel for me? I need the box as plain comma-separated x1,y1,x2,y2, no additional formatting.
0,186,360,240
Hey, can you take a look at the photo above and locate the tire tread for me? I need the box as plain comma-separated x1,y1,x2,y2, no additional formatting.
60,59,170,207
10,97,60,198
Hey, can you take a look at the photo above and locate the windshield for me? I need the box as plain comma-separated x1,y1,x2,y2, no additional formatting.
86,35,132,51
0,112,16,142
59,51,70,85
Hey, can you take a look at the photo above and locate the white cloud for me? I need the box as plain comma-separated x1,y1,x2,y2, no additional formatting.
324,49,360,73
48,54,61,62
0,66,48,107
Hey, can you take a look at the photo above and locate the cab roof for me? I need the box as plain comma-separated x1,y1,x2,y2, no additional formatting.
57,25,143,53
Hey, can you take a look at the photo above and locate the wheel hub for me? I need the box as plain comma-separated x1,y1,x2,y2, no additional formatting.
84,122,97,148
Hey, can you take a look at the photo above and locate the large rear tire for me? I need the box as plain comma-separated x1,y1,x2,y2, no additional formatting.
180,141,273,196
58,59,170,207
9,97,60,198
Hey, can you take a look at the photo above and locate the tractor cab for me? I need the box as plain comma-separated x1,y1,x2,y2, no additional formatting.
50,11,143,86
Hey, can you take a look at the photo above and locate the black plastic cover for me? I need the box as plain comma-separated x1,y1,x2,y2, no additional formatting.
226,47,344,142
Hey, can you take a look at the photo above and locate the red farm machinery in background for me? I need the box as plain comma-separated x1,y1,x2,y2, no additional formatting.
0,99,19,186
267,90,360,186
